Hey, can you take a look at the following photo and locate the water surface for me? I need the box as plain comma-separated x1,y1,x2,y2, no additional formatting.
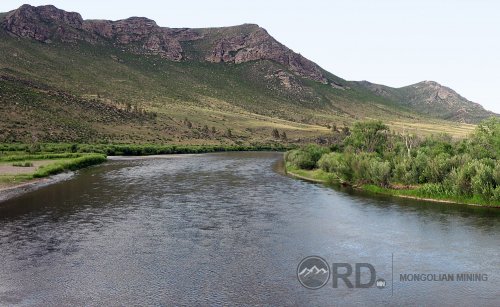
0,152,499,305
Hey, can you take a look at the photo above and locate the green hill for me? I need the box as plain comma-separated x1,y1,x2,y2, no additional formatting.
0,4,494,144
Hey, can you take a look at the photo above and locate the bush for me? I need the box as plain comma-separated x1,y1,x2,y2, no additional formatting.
285,145,329,170
423,153,452,183
318,152,352,182
471,162,494,199
467,117,500,159
446,160,495,199
492,186,500,201
344,120,389,153
285,149,316,170
452,162,476,196
303,144,330,164
318,152,390,186
349,152,374,183
493,161,500,186
393,157,418,185
411,150,428,183
12,161,34,167
368,160,391,187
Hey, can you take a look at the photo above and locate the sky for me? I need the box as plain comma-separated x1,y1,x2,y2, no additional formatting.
1,0,499,113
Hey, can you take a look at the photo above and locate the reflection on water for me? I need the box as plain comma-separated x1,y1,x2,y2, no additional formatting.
0,152,499,305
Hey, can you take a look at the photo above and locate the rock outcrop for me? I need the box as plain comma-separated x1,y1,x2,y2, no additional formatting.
1,4,328,82
206,25,327,83
2,5,200,61
3,4,84,43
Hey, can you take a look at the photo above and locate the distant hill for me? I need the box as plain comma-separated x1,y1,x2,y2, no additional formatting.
0,4,495,143
355,80,496,123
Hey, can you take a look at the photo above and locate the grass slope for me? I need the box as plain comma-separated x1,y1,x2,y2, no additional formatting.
0,29,476,143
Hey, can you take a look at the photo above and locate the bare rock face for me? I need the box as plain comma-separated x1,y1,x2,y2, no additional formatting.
413,81,462,106
206,26,327,83
2,5,327,82
83,17,199,60
2,5,196,60
3,4,83,42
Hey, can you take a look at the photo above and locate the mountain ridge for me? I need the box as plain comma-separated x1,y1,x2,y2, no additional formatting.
1,4,329,84
0,4,496,143
355,80,495,123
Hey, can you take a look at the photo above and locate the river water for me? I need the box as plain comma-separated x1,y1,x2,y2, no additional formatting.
0,152,499,306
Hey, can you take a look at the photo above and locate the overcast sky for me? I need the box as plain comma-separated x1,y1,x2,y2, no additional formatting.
1,0,499,113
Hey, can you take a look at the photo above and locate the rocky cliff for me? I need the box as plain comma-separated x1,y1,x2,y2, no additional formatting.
2,4,327,82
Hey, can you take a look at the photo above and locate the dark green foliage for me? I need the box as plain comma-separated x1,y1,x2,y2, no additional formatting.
317,151,390,186
12,161,33,167
393,157,418,185
287,118,500,205
317,152,350,181
285,144,330,170
344,120,389,153
467,117,500,159
286,150,316,170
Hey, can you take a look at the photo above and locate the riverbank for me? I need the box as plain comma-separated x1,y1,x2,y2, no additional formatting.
0,143,291,156
0,154,107,203
0,144,290,203
285,165,500,208
0,172,74,203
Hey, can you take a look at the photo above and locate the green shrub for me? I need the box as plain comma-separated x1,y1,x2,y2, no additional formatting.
492,186,500,201
285,145,329,170
318,152,389,185
349,152,374,183
393,157,418,185
493,161,500,186
317,152,351,181
368,160,391,187
423,153,452,183
344,120,389,153
471,162,494,199
12,161,34,167
286,149,316,170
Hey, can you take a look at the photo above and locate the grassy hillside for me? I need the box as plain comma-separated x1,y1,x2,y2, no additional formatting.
0,21,478,144
355,81,496,123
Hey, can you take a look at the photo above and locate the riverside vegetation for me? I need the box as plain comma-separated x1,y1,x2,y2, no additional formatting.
285,117,500,206
0,143,288,188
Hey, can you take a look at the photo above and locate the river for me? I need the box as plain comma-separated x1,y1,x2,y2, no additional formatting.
0,152,499,306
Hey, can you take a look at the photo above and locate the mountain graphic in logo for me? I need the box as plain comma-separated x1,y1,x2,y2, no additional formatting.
298,265,329,278
297,256,330,289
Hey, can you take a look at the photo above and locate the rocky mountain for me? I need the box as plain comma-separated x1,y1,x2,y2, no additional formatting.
0,4,496,143
356,80,495,123
2,4,328,83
